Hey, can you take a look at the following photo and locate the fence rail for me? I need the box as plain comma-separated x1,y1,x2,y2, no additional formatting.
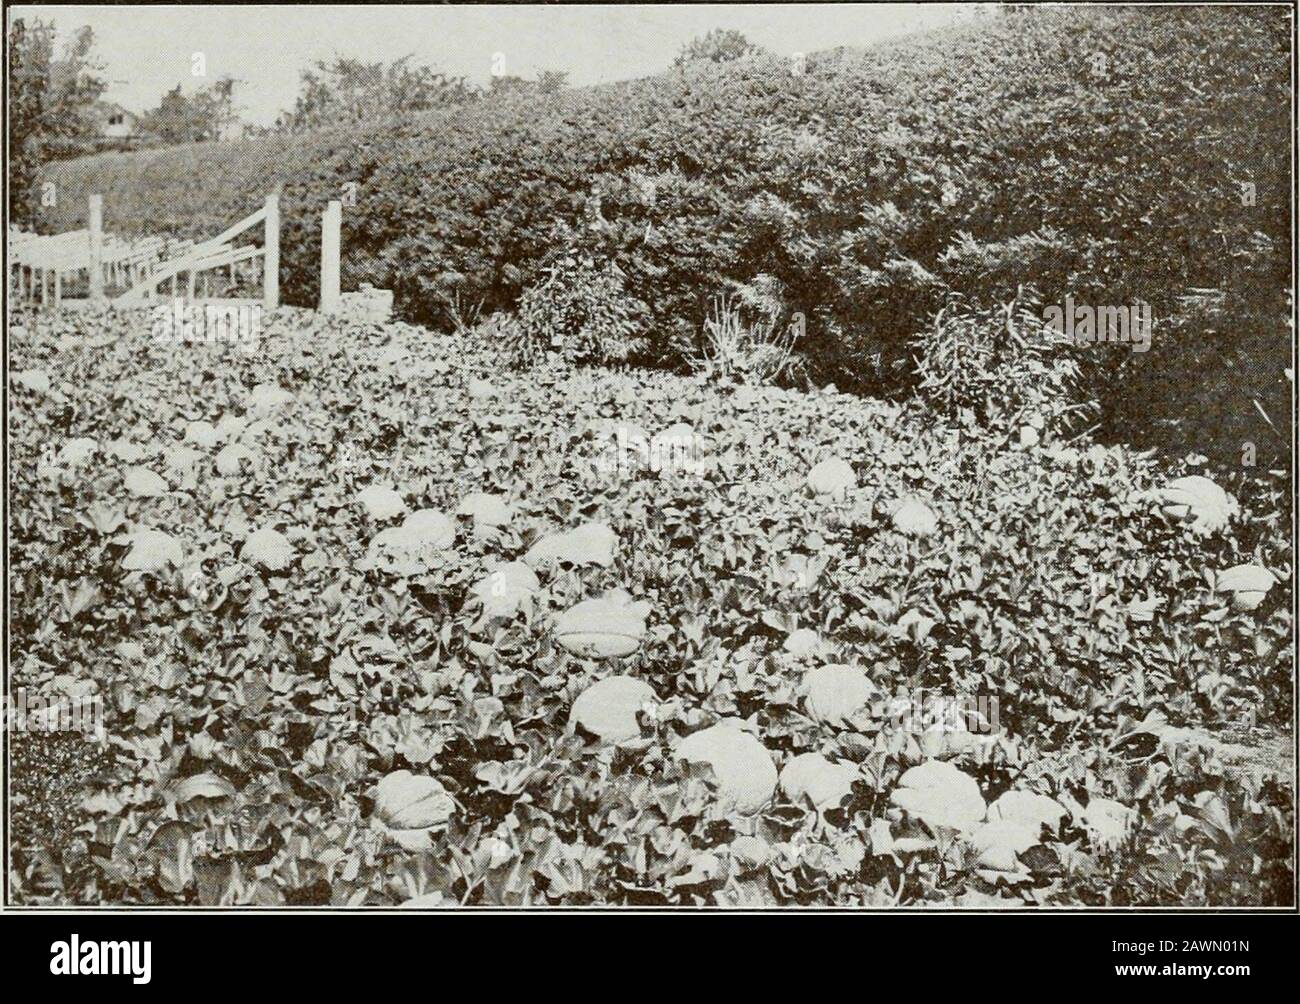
10,192,373,318
9,193,281,311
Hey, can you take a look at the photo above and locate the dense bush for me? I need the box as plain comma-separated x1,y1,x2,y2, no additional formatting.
38,7,1289,413
913,290,1088,437
502,243,647,368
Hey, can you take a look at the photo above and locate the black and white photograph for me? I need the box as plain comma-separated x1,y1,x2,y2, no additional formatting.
2,0,1296,940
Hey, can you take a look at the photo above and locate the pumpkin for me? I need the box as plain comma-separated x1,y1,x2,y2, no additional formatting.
164,445,204,475
784,627,828,659
467,378,495,400
554,591,650,658
109,439,149,463
13,369,51,394
1149,475,1237,534
889,495,938,538
400,892,449,907
355,484,407,521
1079,797,1134,849
803,663,875,726
215,414,248,441
243,527,295,571
674,719,777,814
889,759,986,831
372,770,456,851
215,442,255,476
986,790,1067,831
247,382,294,414
58,437,98,467
457,492,513,528
524,521,617,568
364,509,455,574
471,561,539,620
184,420,220,448
124,466,168,498
569,675,655,742
779,752,858,810
806,456,856,497
122,530,183,572
1215,563,1276,610
968,819,1039,873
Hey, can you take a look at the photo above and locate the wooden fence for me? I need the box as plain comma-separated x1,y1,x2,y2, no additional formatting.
10,193,381,318
9,193,280,311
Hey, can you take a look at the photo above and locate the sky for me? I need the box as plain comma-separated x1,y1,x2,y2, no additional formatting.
11,4,983,126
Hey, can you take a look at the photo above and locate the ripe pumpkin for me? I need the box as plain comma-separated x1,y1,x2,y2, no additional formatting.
355,484,407,521
471,561,539,620
247,382,294,415
372,770,456,851
889,495,938,538
525,520,617,568
674,719,777,814
122,529,184,572
554,592,650,658
779,752,858,810
986,790,1067,831
58,437,98,467
365,509,455,574
1215,563,1276,610
569,675,655,742
803,663,875,726
806,456,856,497
184,420,220,448
457,492,513,528
1149,475,1237,534
889,759,986,831
124,466,168,498
969,819,1039,872
243,527,295,571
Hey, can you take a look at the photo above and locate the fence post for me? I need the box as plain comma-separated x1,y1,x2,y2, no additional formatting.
88,194,104,303
320,200,341,315
263,193,280,311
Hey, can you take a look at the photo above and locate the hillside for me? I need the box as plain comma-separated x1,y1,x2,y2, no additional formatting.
38,6,1292,462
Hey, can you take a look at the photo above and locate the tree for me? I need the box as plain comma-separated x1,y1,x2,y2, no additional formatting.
673,28,763,67
137,76,241,145
6,18,106,221
8,18,46,223
275,55,477,133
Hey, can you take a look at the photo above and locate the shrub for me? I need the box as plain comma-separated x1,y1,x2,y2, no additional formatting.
912,289,1090,436
503,245,646,368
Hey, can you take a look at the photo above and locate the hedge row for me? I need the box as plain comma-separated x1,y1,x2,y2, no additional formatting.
41,6,1290,392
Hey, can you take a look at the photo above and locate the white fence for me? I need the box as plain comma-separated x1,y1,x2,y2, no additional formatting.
9,193,280,311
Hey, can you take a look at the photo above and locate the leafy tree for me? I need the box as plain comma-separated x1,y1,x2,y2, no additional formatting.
488,70,569,99
137,77,241,145
536,70,569,95
275,55,477,132
6,17,105,219
673,28,762,67
7,18,46,223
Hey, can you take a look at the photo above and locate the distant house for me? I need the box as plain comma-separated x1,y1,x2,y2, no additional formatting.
93,102,138,141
